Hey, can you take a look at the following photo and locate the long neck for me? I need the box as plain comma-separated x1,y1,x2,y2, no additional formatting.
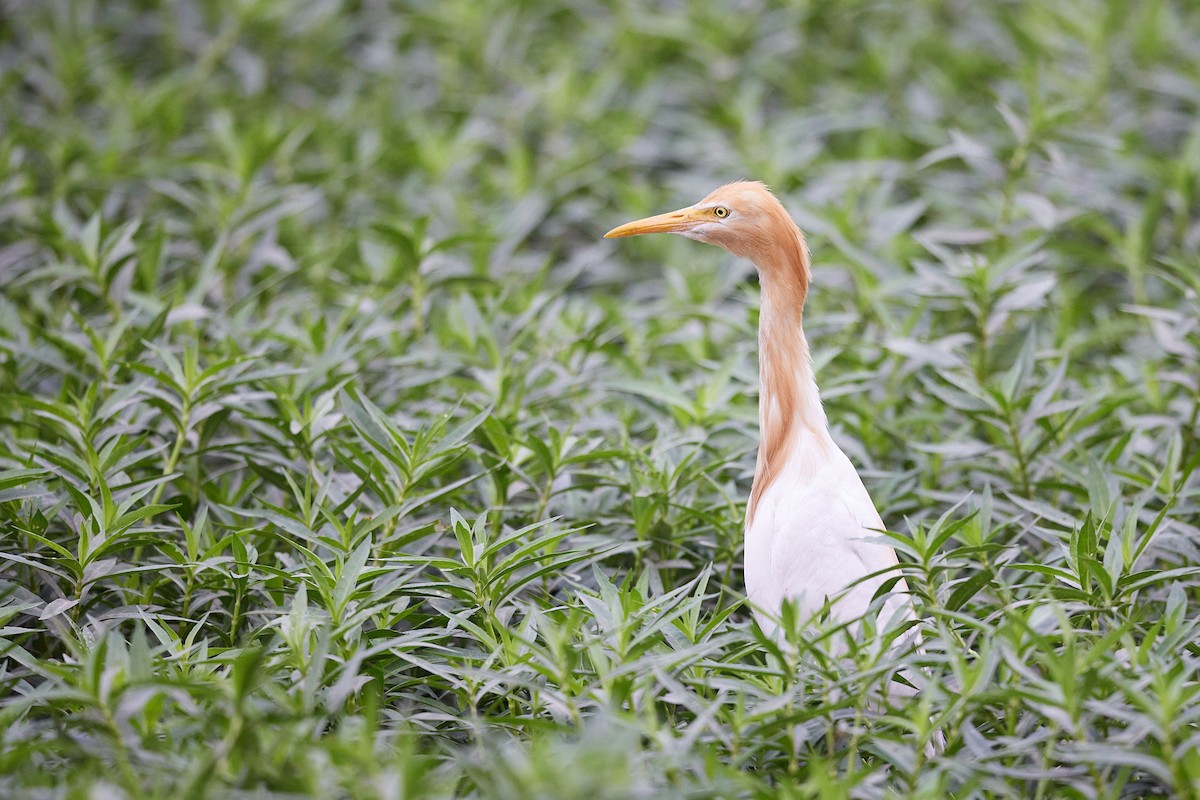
746,232,831,525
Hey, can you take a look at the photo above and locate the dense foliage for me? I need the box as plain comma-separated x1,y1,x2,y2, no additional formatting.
2,1,1199,797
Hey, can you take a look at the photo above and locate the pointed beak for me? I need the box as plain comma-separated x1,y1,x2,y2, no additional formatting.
604,206,703,238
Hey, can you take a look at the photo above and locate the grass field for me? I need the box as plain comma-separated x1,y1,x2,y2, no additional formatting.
2,0,1200,797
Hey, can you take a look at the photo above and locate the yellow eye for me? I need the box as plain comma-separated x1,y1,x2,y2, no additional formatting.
713,206,730,218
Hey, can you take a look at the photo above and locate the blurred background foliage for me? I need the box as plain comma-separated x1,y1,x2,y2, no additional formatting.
1,0,1199,797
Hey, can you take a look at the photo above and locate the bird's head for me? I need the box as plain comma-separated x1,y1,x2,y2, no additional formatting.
604,181,805,271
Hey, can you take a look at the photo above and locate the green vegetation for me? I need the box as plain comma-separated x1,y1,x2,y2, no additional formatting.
2,0,1199,797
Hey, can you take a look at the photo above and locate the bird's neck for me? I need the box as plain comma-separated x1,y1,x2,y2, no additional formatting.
747,244,831,525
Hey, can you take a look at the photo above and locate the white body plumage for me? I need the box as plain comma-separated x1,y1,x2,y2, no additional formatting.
744,419,909,637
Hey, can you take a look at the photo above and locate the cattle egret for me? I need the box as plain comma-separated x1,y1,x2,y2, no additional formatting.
607,182,940,751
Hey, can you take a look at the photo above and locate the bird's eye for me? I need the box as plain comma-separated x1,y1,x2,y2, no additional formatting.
713,206,730,218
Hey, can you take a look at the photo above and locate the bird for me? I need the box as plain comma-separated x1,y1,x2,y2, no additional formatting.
604,180,911,632
606,182,940,751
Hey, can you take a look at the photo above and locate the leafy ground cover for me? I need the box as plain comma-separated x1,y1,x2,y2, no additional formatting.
2,0,1199,797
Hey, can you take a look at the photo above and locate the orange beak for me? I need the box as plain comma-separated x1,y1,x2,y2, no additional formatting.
604,206,704,238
